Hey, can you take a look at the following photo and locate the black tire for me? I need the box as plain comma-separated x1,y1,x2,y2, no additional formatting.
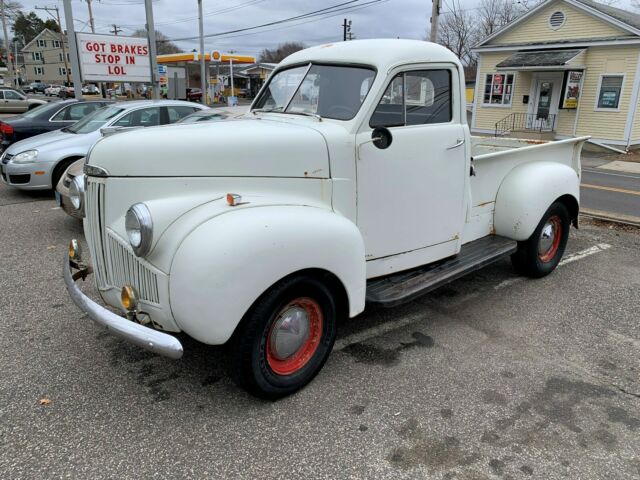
511,201,570,278
230,275,337,399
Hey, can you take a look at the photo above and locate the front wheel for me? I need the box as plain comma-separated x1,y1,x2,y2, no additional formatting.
511,201,571,278
230,275,337,399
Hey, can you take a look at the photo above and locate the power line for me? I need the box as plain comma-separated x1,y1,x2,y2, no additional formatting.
110,23,123,35
162,0,385,42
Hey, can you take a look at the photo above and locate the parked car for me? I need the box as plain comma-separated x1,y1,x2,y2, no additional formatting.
58,86,75,99
0,99,112,151
23,82,47,94
1,100,207,190
176,106,247,123
45,84,63,96
0,87,46,113
82,84,100,95
62,40,589,399
186,88,202,102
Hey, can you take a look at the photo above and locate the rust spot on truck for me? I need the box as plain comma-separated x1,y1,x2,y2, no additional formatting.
523,139,547,145
475,200,495,208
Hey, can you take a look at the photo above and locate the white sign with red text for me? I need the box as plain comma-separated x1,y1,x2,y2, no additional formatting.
77,33,151,82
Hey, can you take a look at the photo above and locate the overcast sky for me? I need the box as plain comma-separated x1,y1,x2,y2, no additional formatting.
13,0,639,57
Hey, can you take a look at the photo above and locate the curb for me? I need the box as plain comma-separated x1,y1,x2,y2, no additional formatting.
580,209,640,228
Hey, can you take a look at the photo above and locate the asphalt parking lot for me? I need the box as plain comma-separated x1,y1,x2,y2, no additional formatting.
1,182,639,480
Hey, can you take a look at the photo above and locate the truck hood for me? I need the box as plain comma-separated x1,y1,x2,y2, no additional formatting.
86,118,331,179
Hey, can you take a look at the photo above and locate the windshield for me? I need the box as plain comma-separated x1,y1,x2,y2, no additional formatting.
67,105,124,134
252,64,375,120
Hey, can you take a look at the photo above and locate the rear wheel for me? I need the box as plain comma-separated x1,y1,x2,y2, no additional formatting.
511,201,570,278
230,275,337,399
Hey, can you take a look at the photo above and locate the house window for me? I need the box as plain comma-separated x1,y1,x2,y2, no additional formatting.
483,73,514,106
59,53,63,62
53,40,61,48
34,66,44,76
37,39,46,48
596,75,624,110
58,67,70,76
32,51,42,61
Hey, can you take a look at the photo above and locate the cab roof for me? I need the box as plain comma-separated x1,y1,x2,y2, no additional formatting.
278,39,461,73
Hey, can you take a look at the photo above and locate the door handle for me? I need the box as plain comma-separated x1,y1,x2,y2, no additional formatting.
447,138,465,150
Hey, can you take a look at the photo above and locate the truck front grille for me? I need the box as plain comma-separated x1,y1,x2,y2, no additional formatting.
85,177,160,304
106,233,160,304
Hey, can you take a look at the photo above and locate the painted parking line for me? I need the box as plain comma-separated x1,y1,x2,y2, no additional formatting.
581,183,640,196
336,243,612,350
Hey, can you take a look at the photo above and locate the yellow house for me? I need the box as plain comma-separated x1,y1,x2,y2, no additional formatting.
471,0,640,150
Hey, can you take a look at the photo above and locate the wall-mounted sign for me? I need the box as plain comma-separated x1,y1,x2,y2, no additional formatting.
562,70,583,109
77,32,151,82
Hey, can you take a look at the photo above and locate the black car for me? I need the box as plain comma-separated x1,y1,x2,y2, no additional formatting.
0,99,112,150
23,82,47,94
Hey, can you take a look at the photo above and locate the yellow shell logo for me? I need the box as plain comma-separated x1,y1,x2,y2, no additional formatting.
212,51,221,60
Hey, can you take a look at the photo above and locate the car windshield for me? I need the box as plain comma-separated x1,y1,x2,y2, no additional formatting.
252,63,376,120
66,105,124,134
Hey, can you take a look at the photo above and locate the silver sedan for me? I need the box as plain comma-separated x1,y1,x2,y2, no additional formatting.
0,100,208,190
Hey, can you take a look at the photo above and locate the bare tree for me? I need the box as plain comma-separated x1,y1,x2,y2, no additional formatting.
132,29,181,55
477,0,524,38
258,42,305,63
435,0,480,66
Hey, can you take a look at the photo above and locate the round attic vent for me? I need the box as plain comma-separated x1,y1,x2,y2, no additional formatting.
549,11,566,29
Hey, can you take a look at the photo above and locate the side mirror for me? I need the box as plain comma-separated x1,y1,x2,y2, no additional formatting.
372,127,392,149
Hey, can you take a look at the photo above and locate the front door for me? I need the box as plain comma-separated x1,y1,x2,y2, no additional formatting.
528,74,562,130
356,67,467,261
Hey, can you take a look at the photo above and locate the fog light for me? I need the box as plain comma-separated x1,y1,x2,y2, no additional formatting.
120,285,139,312
69,239,82,262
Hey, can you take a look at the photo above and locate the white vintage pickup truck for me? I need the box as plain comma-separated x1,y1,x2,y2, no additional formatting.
64,40,588,398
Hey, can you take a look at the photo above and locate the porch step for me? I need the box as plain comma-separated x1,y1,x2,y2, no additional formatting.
365,235,518,307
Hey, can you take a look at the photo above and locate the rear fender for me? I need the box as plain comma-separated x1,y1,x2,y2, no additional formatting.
169,205,366,345
494,162,579,241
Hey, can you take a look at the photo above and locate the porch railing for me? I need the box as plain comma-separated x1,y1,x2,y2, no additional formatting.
494,113,557,137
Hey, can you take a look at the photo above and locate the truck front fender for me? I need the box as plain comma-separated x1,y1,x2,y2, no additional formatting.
494,161,579,241
169,205,366,345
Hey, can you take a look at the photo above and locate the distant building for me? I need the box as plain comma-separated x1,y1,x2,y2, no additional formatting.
21,28,72,85
471,0,640,149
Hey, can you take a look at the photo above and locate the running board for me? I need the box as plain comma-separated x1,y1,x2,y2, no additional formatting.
366,235,517,307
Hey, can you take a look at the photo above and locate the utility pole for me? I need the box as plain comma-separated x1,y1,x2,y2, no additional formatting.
1,0,15,88
62,0,83,99
85,0,95,33
35,5,71,86
342,18,352,41
144,0,159,99
430,0,441,43
197,0,206,105
110,24,122,36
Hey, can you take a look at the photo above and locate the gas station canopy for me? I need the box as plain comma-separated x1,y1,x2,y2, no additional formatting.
157,52,256,64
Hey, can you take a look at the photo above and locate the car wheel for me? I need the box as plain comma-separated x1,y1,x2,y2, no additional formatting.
51,159,78,191
511,201,570,278
230,274,337,399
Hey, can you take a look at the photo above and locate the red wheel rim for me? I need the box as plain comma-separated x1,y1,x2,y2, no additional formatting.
538,215,562,263
266,297,324,376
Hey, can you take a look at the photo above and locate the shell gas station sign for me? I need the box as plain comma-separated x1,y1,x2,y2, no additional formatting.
77,32,151,82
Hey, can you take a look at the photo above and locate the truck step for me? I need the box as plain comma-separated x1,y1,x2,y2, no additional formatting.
366,235,518,307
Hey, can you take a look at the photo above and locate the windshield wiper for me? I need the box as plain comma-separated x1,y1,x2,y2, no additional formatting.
285,111,322,121
251,108,283,114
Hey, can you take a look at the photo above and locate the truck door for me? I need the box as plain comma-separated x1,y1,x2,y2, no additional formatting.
356,67,467,260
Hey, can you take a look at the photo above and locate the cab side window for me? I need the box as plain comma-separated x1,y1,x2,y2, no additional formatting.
370,70,452,128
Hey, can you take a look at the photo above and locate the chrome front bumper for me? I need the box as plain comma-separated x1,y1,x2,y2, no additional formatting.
63,256,184,360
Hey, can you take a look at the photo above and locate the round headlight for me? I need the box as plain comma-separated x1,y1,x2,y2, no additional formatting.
125,203,153,257
69,176,85,215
